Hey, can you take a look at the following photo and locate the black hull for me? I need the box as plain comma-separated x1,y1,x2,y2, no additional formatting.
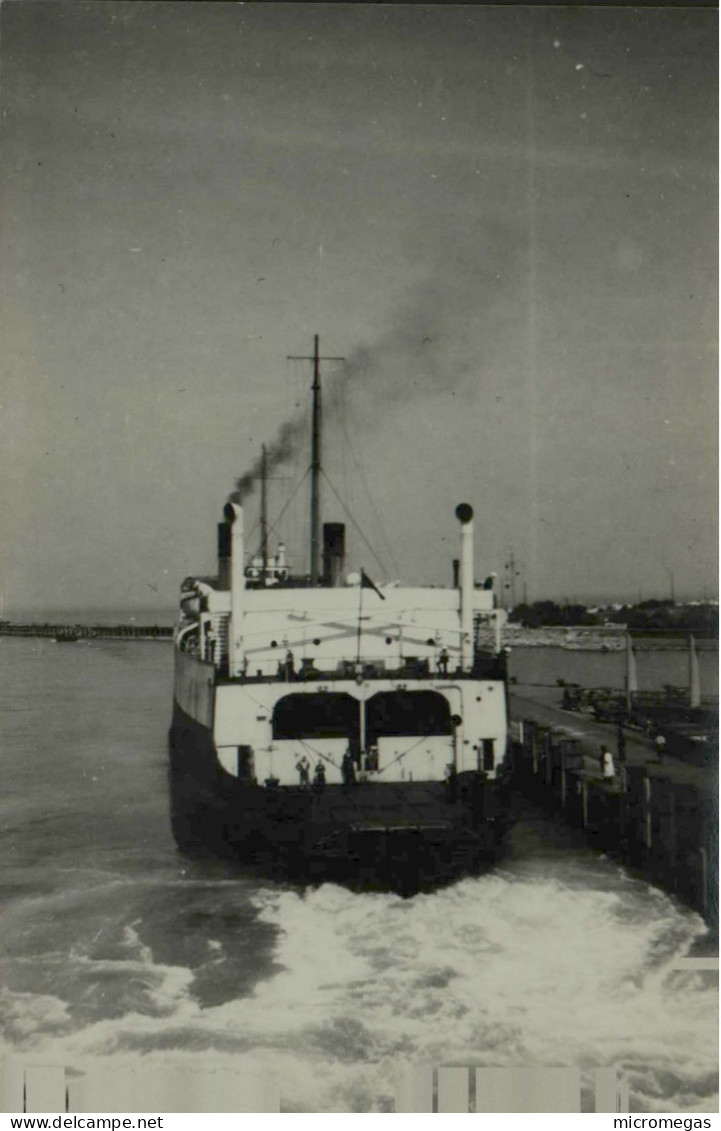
169,701,513,893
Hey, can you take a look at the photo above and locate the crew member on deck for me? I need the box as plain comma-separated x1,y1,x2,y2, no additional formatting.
295,755,310,787
438,647,450,677
313,761,326,792
341,748,356,787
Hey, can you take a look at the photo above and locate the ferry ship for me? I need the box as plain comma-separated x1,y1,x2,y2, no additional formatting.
168,338,513,890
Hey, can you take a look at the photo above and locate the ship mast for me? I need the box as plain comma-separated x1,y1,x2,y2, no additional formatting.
288,335,344,585
310,336,322,585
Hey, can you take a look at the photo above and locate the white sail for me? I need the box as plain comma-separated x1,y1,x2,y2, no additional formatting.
689,634,701,708
625,634,638,710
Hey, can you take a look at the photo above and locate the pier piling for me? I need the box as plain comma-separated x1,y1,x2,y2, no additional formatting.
509,715,718,927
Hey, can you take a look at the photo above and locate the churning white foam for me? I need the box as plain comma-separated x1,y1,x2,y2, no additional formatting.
2,874,716,1112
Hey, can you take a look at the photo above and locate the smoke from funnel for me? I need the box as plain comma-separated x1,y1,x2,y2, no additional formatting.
229,417,306,503
331,224,525,416
229,220,524,502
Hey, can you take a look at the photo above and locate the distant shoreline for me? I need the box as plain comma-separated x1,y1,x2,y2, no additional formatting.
0,621,172,641
501,625,718,651
1,620,716,651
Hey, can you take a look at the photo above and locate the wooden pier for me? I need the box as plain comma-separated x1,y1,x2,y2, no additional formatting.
509,691,718,928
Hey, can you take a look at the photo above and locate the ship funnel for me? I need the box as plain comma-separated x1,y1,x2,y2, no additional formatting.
217,522,231,589
322,522,346,587
224,502,246,676
455,503,474,671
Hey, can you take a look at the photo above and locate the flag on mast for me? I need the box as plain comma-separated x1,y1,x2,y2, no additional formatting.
361,569,385,600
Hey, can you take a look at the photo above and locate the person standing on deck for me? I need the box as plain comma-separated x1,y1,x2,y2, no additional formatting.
341,746,356,786
295,756,310,787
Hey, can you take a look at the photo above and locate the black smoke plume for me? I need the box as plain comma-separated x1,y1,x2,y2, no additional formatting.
229,220,524,502
229,418,306,503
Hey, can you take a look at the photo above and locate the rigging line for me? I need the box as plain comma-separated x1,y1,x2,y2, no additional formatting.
288,387,305,565
251,466,311,559
327,390,356,503
319,468,388,578
241,448,306,558
297,740,369,818
388,619,461,636
287,358,314,570
336,405,401,578
332,387,388,566
297,738,340,772
375,732,435,777
233,682,279,714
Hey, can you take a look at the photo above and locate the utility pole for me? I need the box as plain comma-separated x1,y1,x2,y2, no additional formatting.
287,336,345,584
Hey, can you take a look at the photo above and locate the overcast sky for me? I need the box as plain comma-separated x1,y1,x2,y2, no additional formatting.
0,1,717,615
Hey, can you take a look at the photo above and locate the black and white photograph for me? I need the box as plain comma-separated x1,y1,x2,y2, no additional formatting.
0,0,717,1115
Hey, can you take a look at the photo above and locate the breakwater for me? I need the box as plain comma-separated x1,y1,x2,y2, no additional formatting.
481,624,717,651
509,715,718,928
0,621,172,640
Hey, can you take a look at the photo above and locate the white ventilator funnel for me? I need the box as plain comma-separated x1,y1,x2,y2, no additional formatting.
456,503,474,671
224,502,245,676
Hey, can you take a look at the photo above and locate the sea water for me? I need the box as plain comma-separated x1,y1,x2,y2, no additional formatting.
0,638,717,1112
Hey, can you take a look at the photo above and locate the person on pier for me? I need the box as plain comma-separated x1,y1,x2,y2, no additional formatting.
600,746,616,780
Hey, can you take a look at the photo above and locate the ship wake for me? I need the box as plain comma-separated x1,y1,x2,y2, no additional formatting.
1,869,716,1113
